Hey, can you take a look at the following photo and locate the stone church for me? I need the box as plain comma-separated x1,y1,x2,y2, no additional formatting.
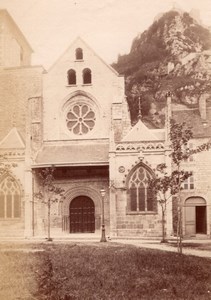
0,10,210,239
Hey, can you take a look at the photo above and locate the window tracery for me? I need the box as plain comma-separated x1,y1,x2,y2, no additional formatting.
0,176,21,218
127,165,155,212
66,103,96,135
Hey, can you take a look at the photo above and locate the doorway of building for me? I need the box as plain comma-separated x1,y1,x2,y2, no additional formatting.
196,206,207,234
185,197,207,236
69,196,95,233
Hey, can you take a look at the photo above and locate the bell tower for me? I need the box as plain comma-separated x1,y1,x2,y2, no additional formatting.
0,10,33,67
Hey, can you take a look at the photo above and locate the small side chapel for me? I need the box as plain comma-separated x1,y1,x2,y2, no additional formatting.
1,10,210,239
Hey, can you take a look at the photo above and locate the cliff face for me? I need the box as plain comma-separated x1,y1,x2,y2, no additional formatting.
112,10,211,125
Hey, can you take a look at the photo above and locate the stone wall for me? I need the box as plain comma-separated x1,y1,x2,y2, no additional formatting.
33,173,109,237
42,38,125,143
0,10,32,67
0,66,43,141
180,138,211,237
109,142,172,237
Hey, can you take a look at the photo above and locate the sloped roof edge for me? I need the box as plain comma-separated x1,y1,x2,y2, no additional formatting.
35,143,109,166
0,9,33,52
0,127,25,149
47,36,121,76
122,119,163,142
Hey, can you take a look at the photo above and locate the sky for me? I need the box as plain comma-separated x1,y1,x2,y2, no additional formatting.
0,0,211,68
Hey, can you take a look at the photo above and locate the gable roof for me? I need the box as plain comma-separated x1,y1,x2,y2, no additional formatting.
48,36,120,76
0,128,25,149
172,108,211,138
122,119,164,142
0,10,33,53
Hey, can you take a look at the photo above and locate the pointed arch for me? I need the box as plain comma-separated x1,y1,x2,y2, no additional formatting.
126,163,156,213
0,174,21,218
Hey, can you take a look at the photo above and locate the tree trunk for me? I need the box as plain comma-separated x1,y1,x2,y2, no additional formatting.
177,186,183,254
178,205,183,254
174,164,183,254
47,199,51,241
161,209,167,243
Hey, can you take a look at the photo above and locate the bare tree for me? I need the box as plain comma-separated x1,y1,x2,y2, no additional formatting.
34,167,65,241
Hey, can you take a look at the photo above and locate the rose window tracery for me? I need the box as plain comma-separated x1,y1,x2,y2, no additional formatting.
66,103,96,135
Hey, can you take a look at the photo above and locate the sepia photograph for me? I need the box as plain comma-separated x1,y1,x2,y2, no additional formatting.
0,0,211,299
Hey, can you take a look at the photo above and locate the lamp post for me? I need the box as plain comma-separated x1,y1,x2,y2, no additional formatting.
100,188,107,242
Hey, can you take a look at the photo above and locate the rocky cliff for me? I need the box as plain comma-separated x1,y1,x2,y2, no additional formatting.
112,10,211,125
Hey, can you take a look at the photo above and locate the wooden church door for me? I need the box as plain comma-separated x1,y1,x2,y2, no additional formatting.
69,196,95,233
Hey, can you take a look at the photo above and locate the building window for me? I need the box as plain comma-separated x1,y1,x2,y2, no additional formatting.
184,142,194,162
76,48,83,60
0,176,21,219
183,175,194,190
128,165,155,212
67,69,76,85
66,103,96,135
83,68,92,84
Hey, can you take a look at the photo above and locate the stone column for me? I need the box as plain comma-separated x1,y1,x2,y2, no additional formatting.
24,96,42,237
165,148,173,237
109,149,117,237
24,168,33,237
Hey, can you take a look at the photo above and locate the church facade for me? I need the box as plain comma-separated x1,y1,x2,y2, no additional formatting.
0,10,210,239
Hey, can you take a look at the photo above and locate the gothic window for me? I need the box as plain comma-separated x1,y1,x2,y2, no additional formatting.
83,68,92,84
67,69,76,85
0,176,21,219
76,48,83,60
128,165,155,212
66,103,96,135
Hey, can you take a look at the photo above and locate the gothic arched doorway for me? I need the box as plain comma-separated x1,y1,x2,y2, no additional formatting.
185,197,207,236
69,196,95,233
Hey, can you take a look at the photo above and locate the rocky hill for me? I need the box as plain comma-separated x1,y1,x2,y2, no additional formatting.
112,10,211,125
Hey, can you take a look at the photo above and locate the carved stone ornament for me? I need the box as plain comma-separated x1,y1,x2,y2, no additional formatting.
118,166,125,173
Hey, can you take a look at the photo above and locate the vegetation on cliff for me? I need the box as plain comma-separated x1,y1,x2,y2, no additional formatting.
112,10,211,124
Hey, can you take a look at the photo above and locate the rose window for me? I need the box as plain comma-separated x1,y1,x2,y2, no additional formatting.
66,104,96,135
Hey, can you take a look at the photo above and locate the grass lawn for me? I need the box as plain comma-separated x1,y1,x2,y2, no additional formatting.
0,242,211,300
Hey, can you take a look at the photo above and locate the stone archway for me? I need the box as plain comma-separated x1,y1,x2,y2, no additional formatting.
69,196,95,233
185,197,207,236
62,186,102,233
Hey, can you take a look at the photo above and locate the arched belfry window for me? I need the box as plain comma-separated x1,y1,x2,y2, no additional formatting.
83,68,92,84
76,48,83,60
0,176,21,218
67,69,76,85
127,165,155,212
